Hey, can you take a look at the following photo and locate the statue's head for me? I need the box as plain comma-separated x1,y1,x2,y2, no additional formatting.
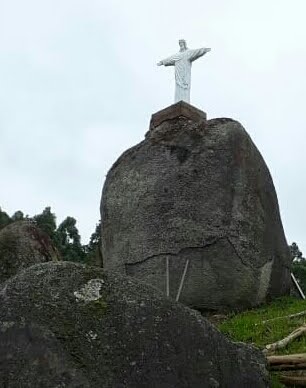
179,39,187,51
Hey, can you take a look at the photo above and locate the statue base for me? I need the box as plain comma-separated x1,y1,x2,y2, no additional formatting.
150,101,207,131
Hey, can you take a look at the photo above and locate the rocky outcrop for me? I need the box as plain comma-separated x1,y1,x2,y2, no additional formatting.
0,261,268,387
0,220,58,283
100,102,291,311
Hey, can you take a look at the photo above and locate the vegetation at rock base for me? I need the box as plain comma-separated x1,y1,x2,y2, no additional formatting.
218,296,306,387
290,242,306,296
0,206,101,265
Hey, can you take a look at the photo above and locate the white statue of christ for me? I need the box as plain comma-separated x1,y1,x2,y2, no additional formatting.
157,39,211,104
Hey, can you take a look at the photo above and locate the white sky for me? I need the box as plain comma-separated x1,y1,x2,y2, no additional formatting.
1,0,306,252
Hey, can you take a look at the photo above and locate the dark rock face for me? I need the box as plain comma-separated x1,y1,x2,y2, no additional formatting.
0,220,59,283
0,262,268,387
0,323,89,387
101,113,291,311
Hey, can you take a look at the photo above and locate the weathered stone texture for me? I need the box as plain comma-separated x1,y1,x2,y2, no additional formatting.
100,110,291,311
0,262,268,387
0,220,59,283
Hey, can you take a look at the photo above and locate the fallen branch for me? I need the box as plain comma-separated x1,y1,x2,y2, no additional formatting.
269,363,306,371
279,374,306,386
264,325,306,353
267,353,306,365
267,354,306,371
260,310,306,325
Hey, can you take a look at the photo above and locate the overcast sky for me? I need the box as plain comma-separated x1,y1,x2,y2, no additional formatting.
1,0,306,252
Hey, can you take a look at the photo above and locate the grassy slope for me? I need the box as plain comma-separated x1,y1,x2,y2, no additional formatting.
217,297,306,387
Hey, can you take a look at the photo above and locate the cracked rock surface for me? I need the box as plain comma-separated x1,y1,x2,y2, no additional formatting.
0,261,268,387
100,115,291,311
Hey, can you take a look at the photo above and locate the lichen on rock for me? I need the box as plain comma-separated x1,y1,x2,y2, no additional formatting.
74,278,105,303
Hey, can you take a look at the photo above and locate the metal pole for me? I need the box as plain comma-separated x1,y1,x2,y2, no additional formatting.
176,259,190,302
291,272,305,299
166,257,170,297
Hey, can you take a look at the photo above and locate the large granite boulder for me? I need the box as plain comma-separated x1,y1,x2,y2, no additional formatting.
100,102,291,311
0,220,59,283
0,261,268,387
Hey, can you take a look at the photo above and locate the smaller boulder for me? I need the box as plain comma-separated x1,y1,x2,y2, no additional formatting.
0,262,268,387
0,220,59,283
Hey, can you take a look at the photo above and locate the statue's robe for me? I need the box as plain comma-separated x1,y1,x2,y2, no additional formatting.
160,48,209,103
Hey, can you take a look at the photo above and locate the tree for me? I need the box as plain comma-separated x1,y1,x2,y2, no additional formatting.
290,242,304,262
87,220,101,252
290,242,306,292
85,220,103,266
33,207,57,241
57,216,86,262
11,211,24,222
292,262,306,292
0,207,11,229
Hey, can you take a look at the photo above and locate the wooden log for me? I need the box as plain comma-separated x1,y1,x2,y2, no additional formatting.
269,363,306,371
279,374,306,386
264,326,306,353
267,353,306,368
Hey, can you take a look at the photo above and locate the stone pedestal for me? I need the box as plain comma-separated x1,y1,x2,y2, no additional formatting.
150,101,207,131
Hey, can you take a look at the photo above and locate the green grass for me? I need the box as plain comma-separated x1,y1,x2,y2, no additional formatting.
217,297,306,387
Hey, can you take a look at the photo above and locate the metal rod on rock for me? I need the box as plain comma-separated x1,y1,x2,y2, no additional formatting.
176,259,190,302
166,257,170,297
291,272,306,300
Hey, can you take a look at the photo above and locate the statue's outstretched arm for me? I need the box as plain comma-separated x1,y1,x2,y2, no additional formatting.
157,55,176,66
189,47,211,62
